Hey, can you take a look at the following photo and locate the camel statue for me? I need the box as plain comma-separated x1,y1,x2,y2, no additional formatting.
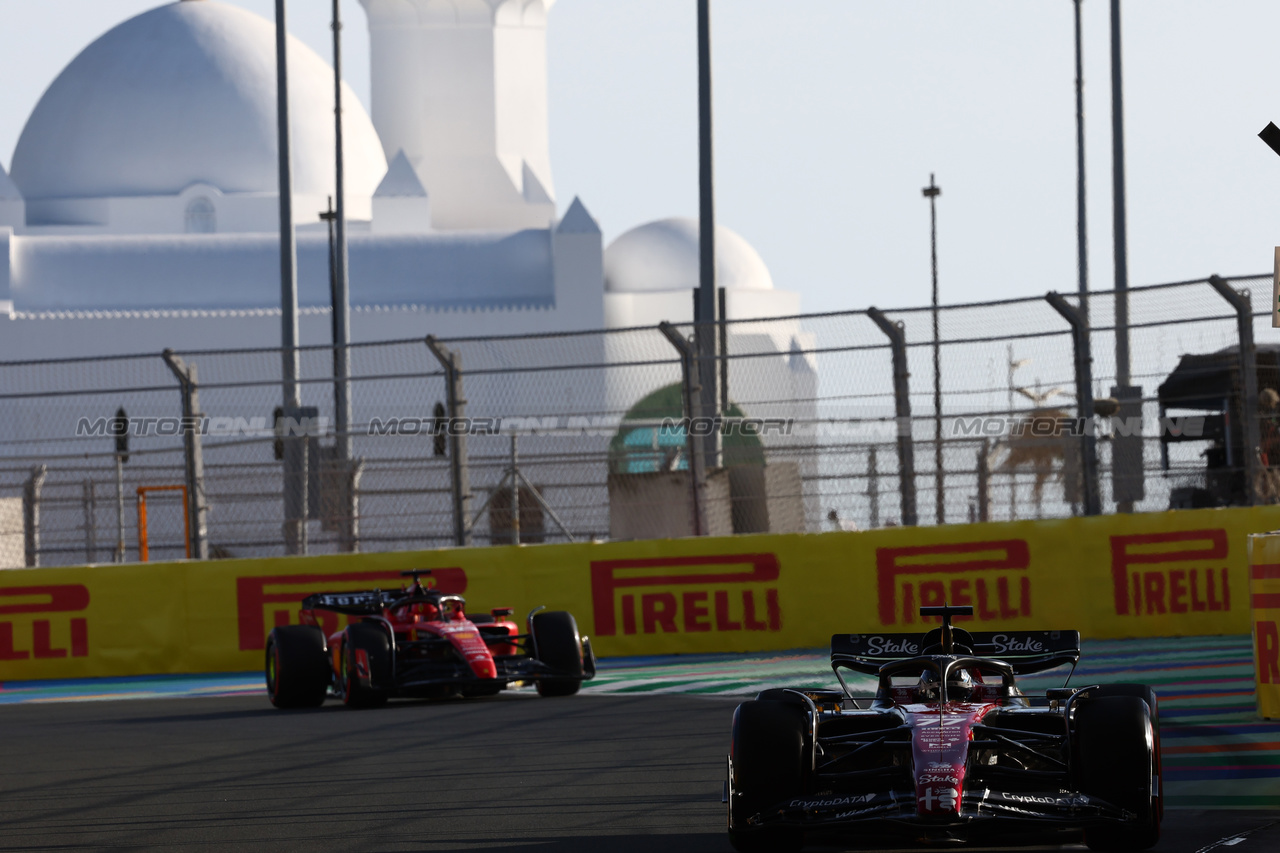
992,406,1076,515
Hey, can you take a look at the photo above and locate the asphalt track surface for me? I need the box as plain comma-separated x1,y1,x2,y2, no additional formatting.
1,691,1277,853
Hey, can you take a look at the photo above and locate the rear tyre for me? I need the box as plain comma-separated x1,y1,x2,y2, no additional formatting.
341,622,391,709
265,625,329,709
531,611,584,697
1076,695,1160,851
728,699,806,853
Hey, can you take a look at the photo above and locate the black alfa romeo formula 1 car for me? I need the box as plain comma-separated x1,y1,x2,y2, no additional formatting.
727,605,1161,851
266,570,596,708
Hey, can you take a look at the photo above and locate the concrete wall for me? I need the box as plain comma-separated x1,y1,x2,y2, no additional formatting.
608,469,733,540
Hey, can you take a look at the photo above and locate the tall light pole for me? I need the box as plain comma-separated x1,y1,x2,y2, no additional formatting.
329,0,359,550
923,174,943,525
275,0,306,555
695,0,719,479
1110,0,1130,386
1267,123,1280,328
1073,0,1089,322
275,0,299,411
331,0,352,465
1110,0,1143,514
1071,0,1101,518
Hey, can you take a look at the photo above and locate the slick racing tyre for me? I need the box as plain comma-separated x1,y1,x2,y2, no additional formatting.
1075,695,1160,851
341,622,391,709
1090,683,1163,823
531,611,585,697
728,699,806,853
266,625,329,709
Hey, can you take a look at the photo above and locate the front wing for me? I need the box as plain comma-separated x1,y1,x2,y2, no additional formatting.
731,760,1139,840
385,654,583,692
368,629,596,695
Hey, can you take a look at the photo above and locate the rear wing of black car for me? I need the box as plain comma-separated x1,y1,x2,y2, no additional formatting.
831,630,1081,675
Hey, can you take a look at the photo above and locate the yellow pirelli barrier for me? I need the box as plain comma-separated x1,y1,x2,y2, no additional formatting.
1248,532,1280,719
2,505,1278,682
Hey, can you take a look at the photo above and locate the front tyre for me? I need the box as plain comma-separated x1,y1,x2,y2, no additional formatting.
728,699,806,853
265,625,329,709
1076,695,1160,851
531,611,585,697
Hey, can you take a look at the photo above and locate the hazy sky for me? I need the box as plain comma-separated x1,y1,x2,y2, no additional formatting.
3,0,1279,316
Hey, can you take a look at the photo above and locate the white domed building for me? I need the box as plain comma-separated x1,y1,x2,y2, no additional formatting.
600,218,818,535
0,0,805,336
604,217,792,324
11,1,386,235
601,216,813,410
0,0,592,336
0,0,817,552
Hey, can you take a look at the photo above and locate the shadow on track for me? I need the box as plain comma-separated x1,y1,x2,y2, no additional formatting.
0,693,1275,853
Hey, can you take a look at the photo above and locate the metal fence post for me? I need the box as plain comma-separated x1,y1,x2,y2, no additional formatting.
659,321,710,536
279,407,313,556
426,336,471,547
162,350,209,559
115,453,127,563
510,434,521,545
23,464,46,567
977,439,991,522
868,308,917,526
1045,292,1102,515
718,287,729,416
867,445,880,529
339,457,363,553
1208,274,1262,505
82,479,96,563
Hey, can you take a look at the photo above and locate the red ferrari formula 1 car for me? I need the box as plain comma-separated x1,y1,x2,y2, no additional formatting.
727,605,1161,852
265,570,595,708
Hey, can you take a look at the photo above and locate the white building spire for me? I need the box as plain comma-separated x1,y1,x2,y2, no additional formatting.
359,0,556,231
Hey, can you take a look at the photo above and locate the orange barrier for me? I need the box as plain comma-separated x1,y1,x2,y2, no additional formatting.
135,485,189,561
1248,532,1280,719
2,505,1277,681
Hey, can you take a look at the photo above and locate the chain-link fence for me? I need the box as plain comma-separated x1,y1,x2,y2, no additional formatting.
1,274,1272,567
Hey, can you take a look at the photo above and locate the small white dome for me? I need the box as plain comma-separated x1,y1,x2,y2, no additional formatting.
604,217,774,294
10,0,386,201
